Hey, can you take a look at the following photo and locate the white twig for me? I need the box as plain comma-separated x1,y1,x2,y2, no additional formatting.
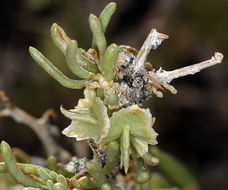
135,29,169,72
0,93,71,163
151,52,224,84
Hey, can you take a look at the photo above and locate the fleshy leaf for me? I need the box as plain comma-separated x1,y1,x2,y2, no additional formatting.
50,23,99,74
120,125,130,173
50,23,70,55
101,43,119,81
60,106,98,125
131,137,149,157
101,105,158,172
61,89,110,143
99,2,116,32
89,14,107,61
65,40,94,79
29,47,88,89
102,105,158,144
77,88,96,108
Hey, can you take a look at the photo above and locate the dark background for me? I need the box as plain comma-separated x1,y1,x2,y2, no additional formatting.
0,0,228,189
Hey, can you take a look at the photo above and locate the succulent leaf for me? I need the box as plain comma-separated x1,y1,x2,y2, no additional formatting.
78,51,100,73
53,182,68,190
102,43,119,81
65,40,94,79
120,125,130,173
136,171,151,184
46,156,57,171
150,147,198,188
47,180,54,190
60,106,98,125
134,158,151,184
37,168,53,182
99,2,116,32
142,152,159,166
56,175,67,187
50,23,70,55
100,105,158,172
103,141,120,174
102,105,158,144
107,93,119,106
86,161,107,188
0,141,46,189
130,137,149,157
92,2,116,49
77,88,96,108
89,14,107,61
78,176,91,188
61,89,110,143
29,47,88,89
51,23,99,74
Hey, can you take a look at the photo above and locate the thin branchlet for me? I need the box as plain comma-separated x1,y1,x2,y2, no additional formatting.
115,30,223,107
134,29,169,72
151,52,224,83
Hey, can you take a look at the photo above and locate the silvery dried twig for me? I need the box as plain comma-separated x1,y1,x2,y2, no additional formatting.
150,52,224,83
134,29,169,72
115,29,223,107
